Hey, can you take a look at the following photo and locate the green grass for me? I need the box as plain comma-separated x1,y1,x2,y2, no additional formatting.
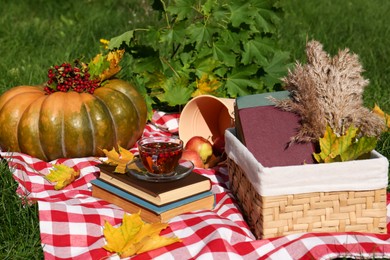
0,159,43,259
0,0,389,258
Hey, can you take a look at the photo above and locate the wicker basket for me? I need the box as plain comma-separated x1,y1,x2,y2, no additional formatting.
226,128,388,239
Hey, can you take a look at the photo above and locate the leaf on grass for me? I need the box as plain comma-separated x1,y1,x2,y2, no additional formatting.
313,124,377,163
372,104,390,130
45,164,80,190
101,145,135,173
103,212,181,258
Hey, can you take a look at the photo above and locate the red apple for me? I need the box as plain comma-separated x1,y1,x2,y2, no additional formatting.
180,149,204,168
212,135,225,156
185,136,213,163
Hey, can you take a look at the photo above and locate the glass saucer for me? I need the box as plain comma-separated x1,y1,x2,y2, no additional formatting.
126,158,194,182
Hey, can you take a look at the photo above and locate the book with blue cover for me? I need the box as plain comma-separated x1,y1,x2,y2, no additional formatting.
91,178,215,223
97,163,212,206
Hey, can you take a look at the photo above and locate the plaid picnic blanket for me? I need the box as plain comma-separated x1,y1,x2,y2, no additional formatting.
2,111,390,260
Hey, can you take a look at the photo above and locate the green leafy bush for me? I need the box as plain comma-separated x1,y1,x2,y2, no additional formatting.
109,0,290,113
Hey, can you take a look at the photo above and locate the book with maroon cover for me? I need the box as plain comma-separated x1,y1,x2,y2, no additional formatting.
96,164,212,206
234,92,315,167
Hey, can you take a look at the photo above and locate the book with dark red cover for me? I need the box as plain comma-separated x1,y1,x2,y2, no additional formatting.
234,92,315,167
96,164,212,206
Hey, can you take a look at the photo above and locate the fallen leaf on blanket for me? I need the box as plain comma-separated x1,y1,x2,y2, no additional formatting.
44,164,80,190
103,212,181,258
101,144,135,173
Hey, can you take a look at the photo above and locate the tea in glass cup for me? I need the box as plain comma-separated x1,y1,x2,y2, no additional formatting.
137,136,183,175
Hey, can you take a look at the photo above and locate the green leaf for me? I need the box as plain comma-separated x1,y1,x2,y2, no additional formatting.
88,55,110,79
340,136,377,161
157,78,193,106
194,57,221,77
329,125,357,158
167,0,194,21
212,43,237,67
187,23,214,50
253,2,282,33
262,51,290,86
160,24,187,47
314,124,378,163
108,30,135,49
131,56,161,74
229,2,257,28
226,66,261,97
242,39,271,66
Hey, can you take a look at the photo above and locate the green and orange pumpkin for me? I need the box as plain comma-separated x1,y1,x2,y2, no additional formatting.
0,79,147,161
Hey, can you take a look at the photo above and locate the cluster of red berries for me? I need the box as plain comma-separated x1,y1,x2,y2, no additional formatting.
44,61,101,94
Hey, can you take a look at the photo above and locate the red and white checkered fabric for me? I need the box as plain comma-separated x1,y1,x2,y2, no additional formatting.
2,111,390,260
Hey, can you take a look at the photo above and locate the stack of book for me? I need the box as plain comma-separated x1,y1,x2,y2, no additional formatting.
91,164,214,223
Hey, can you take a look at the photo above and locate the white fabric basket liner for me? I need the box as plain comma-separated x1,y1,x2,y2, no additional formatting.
225,128,389,197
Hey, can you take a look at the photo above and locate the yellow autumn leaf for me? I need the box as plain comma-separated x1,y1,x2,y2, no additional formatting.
372,104,390,131
99,49,125,82
103,212,181,258
141,234,182,254
45,164,80,190
103,213,143,253
313,124,377,163
192,74,221,97
101,145,134,173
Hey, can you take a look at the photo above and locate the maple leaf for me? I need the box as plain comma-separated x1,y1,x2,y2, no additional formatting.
372,104,390,131
108,30,135,50
192,74,221,97
101,145,135,173
103,212,181,258
89,49,125,82
44,164,80,190
157,77,193,106
313,124,377,163
225,66,262,97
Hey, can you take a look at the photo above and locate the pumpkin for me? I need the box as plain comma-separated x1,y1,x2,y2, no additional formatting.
0,79,147,161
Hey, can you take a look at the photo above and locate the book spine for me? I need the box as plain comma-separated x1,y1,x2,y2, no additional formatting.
91,179,213,214
92,184,161,223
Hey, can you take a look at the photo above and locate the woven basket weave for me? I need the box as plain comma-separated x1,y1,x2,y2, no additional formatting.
228,158,387,239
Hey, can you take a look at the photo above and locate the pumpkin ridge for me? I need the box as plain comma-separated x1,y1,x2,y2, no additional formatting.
39,92,67,160
0,92,43,154
62,92,95,158
93,83,141,150
108,79,147,123
90,93,118,148
102,80,147,146
19,95,48,161
81,101,96,155
80,93,116,156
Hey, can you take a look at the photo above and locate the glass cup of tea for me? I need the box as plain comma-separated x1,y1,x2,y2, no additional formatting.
137,136,184,175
